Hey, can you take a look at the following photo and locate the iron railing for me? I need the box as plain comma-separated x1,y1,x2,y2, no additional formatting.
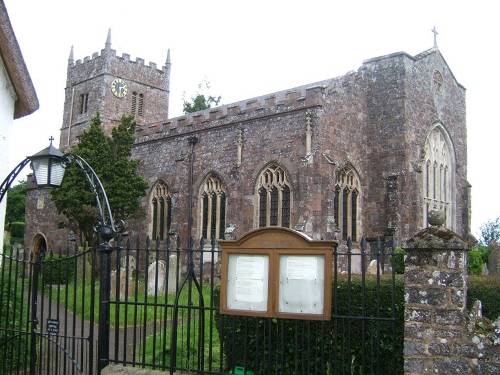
0,235,402,374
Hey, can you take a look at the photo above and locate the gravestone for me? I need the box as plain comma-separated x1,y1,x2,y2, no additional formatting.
488,247,500,275
120,255,136,272
147,260,167,296
167,254,178,294
110,255,136,300
350,247,362,274
76,249,92,282
366,259,382,275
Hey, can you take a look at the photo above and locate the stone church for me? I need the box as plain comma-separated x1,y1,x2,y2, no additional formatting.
25,30,470,254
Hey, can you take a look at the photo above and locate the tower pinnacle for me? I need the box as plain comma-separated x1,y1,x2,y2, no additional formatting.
68,45,74,65
105,28,112,50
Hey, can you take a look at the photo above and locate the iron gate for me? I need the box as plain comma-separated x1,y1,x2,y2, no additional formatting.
0,245,97,375
1,234,402,375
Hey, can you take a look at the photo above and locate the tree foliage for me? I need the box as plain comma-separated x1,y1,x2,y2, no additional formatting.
182,80,221,114
51,113,148,244
479,217,500,246
5,180,26,225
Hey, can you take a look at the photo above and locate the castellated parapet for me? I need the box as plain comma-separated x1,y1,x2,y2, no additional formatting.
73,48,168,73
135,78,337,143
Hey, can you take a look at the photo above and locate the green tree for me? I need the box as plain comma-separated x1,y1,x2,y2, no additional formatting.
479,217,500,246
5,180,26,225
182,80,221,114
51,113,148,244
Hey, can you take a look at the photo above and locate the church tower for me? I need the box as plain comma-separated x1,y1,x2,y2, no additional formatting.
59,29,170,150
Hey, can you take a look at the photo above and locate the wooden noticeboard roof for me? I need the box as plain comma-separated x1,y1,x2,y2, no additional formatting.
219,227,337,251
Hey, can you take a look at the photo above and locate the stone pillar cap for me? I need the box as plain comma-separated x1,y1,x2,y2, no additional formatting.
406,226,468,250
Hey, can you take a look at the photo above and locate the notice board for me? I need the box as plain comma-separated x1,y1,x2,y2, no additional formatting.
219,227,336,320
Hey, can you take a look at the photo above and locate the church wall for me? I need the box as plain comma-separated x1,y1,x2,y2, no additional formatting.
131,103,325,241
402,50,468,239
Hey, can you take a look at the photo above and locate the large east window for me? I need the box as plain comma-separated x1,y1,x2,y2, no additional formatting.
423,125,454,228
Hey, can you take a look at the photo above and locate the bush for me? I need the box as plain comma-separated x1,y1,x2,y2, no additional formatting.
391,247,405,274
468,250,484,275
468,275,500,320
41,253,76,285
8,222,25,244
215,275,404,375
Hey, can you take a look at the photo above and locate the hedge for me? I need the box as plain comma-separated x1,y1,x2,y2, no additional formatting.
467,275,500,320
215,275,404,375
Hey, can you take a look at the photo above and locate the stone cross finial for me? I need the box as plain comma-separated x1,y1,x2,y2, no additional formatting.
431,26,438,47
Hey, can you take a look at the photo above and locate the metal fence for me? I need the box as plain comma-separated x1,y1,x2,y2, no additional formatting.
0,235,402,375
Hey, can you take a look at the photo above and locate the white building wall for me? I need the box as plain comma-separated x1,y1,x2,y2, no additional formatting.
0,56,17,253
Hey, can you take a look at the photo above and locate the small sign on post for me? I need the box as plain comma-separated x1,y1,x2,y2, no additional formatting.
46,319,59,334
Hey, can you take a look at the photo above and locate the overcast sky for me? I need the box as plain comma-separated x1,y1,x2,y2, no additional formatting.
3,0,499,238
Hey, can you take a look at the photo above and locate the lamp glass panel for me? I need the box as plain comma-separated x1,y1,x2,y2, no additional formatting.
49,159,65,186
32,159,49,186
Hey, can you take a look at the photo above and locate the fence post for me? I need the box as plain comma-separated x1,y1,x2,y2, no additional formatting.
403,224,470,374
29,252,40,375
97,227,117,374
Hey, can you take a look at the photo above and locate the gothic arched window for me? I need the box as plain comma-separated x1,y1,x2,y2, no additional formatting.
201,173,227,241
423,125,454,228
333,166,360,241
257,164,291,228
151,181,172,240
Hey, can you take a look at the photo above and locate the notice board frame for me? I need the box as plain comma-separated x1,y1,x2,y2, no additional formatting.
219,227,336,321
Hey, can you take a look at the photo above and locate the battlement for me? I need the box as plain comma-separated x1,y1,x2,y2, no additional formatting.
136,78,335,143
72,48,166,73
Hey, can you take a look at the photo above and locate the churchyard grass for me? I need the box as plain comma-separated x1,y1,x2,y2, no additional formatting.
44,276,215,328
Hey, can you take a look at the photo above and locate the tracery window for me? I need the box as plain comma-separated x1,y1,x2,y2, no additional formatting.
423,126,453,228
257,164,291,228
151,181,172,241
333,166,360,241
201,173,227,241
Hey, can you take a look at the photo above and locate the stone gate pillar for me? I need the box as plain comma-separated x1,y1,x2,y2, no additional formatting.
404,224,470,374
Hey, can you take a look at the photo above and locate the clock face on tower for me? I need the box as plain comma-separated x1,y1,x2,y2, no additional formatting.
111,78,128,98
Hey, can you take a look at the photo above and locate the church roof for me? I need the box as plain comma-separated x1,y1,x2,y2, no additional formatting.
0,1,39,119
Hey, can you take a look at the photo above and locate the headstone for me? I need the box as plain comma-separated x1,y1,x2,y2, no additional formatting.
167,254,178,294
350,247,362,274
76,250,92,282
147,260,167,296
110,264,135,300
367,259,382,275
120,255,136,272
11,242,23,259
488,247,500,275
470,300,483,320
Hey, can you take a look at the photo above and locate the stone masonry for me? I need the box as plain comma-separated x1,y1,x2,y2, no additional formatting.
404,225,500,374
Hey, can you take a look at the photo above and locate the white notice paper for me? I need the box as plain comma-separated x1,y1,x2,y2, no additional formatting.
235,256,265,303
287,256,317,280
